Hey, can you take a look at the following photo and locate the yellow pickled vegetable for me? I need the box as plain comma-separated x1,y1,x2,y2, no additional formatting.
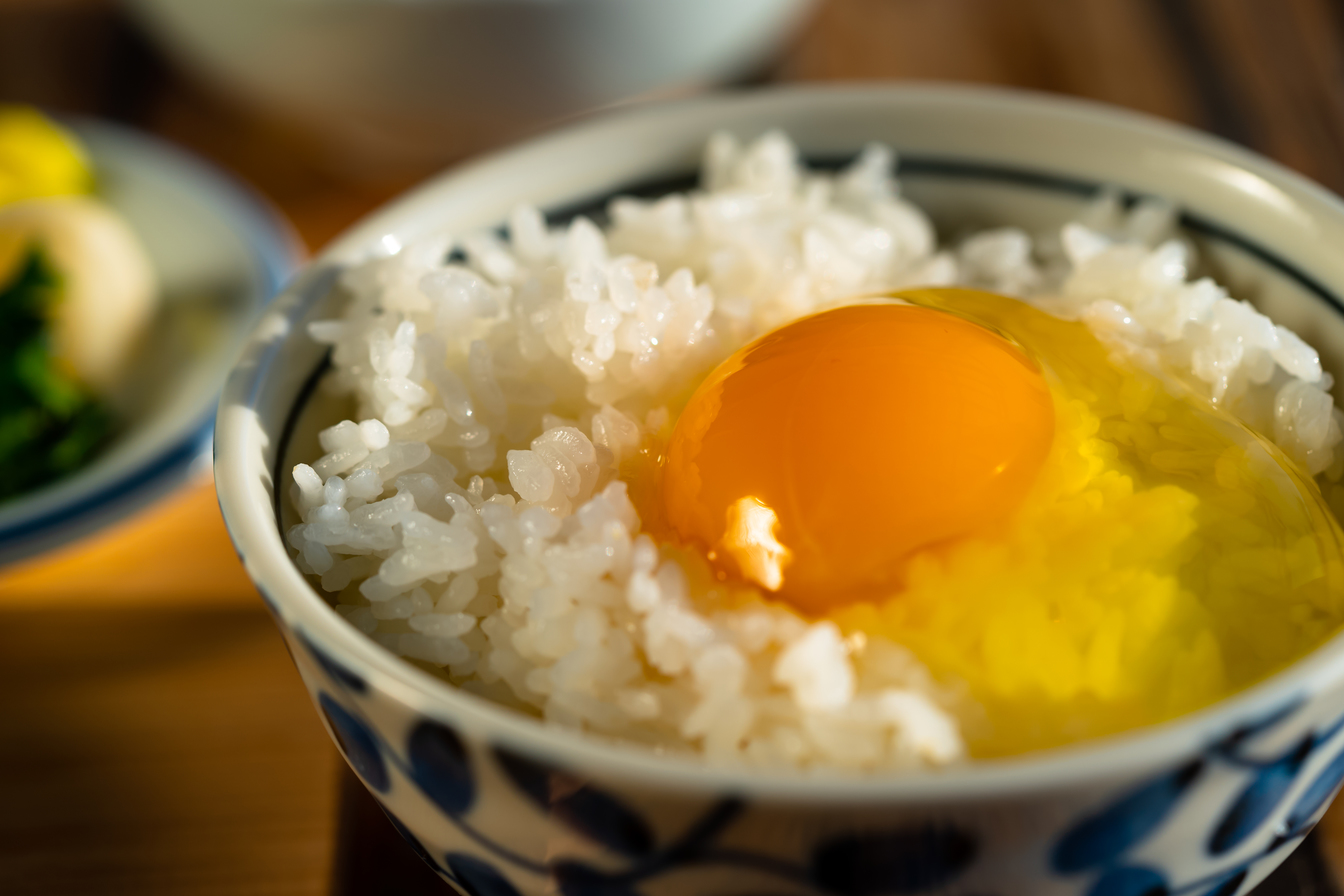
0,106,155,500
0,106,93,206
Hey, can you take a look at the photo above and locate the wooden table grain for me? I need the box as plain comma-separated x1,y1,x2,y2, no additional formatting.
5,1,1344,893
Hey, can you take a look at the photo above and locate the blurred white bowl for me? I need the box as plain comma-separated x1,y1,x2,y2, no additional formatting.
0,119,301,565
126,0,817,170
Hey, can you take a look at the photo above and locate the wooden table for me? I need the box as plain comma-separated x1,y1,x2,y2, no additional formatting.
5,1,1344,893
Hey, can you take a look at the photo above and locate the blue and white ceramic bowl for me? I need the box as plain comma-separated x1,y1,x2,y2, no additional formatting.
215,85,1344,896
0,119,300,565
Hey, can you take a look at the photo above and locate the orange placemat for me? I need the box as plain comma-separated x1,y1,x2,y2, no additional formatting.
0,476,261,607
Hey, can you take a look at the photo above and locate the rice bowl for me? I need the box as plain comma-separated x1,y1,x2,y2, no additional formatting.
217,85,1344,896
283,130,1344,770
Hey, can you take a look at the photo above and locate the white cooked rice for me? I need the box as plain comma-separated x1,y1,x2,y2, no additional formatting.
288,131,1342,771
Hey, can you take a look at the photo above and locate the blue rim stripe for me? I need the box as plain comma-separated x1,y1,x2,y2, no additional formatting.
893,156,1344,317
246,266,340,412
540,154,1344,317
272,351,334,531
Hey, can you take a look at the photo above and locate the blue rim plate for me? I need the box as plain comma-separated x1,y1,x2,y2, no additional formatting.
0,118,302,566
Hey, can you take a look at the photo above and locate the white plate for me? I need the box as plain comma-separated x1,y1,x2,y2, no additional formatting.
0,118,302,565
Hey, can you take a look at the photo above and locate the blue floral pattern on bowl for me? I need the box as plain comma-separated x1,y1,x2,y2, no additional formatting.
1051,700,1344,896
300,629,993,895
295,625,1344,896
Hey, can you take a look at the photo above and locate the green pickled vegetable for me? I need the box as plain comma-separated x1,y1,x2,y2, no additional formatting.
0,246,112,501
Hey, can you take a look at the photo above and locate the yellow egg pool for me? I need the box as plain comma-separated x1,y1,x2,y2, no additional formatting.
828,289,1344,757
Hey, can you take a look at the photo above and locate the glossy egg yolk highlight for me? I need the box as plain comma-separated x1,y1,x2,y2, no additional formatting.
662,301,1055,615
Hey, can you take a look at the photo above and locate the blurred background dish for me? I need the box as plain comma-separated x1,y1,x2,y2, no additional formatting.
125,0,819,173
0,115,300,565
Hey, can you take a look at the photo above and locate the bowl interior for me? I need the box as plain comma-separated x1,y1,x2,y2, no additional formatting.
223,85,1344,799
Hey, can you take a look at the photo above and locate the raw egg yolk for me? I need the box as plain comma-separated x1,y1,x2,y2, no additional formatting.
662,300,1055,615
